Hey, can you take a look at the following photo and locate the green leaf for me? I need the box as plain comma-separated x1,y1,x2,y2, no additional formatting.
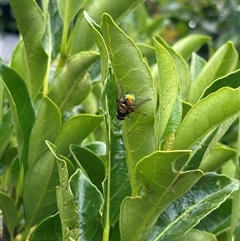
84,141,106,156
48,52,99,113
70,145,105,192
23,150,59,229
120,151,203,241
29,213,62,241
1,64,35,169
10,0,49,100
28,97,61,167
46,141,79,240
147,173,239,241
10,40,26,80
173,34,210,59
70,0,143,53
200,145,236,172
101,13,157,193
57,0,85,26
0,111,14,159
173,87,240,150
189,53,206,82
70,169,104,241
0,191,18,239
46,0,63,61
153,39,180,147
196,199,232,234
175,229,217,241
183,127,220,171
54,114,103,156
188,42,238,103
84,11,109,81
155,37,190,101
202,69,240,99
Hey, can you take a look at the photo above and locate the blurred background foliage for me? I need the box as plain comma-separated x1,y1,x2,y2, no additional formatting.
1,0,239,53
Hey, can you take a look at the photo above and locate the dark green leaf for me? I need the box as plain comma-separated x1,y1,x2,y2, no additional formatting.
0,191,18,239
70,145,105,192
0,111,14,159
70,169,104,241
29,213,62,241
147,173,239,241
1,64,35,169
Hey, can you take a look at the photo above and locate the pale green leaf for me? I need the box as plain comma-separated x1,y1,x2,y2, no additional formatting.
173,34,210,59
188,42,238,104
174,88,240,150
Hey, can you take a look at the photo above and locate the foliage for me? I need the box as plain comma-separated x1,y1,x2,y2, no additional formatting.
0,0,240,241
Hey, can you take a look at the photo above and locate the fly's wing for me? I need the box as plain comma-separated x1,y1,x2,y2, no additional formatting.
132,97,151,109
117,82,125,101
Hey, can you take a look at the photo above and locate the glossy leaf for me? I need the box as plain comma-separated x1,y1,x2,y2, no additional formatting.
28,97,61,167
54,114,103,156
84,141,106,156
48,52,99,113
173,35,210,59
70,0,143,53
0,191,18,239
188,42,238,103
70,169,104,241
147,173,239,241
47,0,63,61
9,0,49,100
196,199,232,234
70,145,105,192
106,118,131,226
101,13,157,193
120,151,203,241
29,213,62,241
1,64,35,169
47,141,79,240
174,87,240,150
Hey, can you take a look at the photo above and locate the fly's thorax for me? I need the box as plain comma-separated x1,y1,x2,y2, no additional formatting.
124,92,136,106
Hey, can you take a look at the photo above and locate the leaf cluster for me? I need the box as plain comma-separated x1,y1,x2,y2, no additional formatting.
0,1,239,241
